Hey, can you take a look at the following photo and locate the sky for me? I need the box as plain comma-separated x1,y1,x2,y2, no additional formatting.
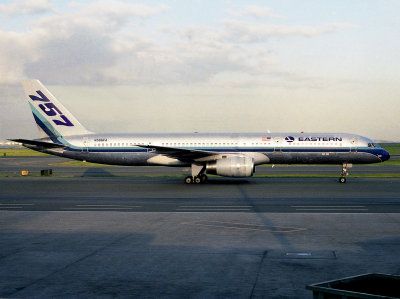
0,0,399,142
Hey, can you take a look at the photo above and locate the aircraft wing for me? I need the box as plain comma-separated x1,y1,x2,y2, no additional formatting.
136,144,222,162
9,139,66,148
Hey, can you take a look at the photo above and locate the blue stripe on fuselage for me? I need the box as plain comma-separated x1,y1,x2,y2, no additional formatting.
64,146,383,156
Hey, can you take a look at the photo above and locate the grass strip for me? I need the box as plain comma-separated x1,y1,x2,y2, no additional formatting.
0,148,49,157
381,160,400,166
382,143,400,155
49,161,113,167
254,173,400,178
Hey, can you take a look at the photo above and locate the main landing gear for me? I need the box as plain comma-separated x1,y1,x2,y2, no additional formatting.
339,163,352,183
185,164,208,184
185,174,208,184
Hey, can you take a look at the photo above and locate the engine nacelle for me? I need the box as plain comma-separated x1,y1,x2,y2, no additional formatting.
206,156,254,177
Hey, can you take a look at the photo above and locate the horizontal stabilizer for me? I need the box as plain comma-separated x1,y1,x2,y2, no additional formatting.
9,139,67,148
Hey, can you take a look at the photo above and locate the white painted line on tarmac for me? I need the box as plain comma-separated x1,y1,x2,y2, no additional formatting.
293,205,368,211
0,203,35,206
292,206,366,208
63,207,137,210
77,205,142,208
295,208,369,211
176,208,251,211
179,205,252,208
182,221,306,233
286,252,312,257
0,206,23,209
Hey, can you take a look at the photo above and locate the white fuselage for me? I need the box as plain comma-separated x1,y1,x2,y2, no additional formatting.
40,132,388,167
17,80,391,182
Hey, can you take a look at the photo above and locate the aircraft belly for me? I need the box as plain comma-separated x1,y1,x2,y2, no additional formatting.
266,152,381,164
62,151,151,166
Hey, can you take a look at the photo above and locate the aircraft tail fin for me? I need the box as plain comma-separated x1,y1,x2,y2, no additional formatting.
21,80,92,142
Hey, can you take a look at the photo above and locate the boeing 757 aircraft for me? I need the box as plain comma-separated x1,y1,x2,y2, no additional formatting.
11,80,390,184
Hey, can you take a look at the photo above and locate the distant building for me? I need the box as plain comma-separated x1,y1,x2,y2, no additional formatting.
0,141,22,147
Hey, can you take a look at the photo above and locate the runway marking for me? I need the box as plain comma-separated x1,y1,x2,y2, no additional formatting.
0,206,23,209
292,205,368,211
292,206,366,208
64,204,142,210
62,207,138,210
177,205,253,211
177,208,251,211
286,252,311,257
76,205,142,208
182,220,306,233
295,208,369,211
0,204,34,206
179,205,252,208
0,203,34,209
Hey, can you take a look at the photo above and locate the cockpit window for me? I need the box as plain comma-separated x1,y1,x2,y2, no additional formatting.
368,143,378,148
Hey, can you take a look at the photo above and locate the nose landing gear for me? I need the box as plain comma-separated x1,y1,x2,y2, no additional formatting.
339,163,352,183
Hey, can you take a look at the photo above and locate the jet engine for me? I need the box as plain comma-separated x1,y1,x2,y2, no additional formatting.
206,156,254,177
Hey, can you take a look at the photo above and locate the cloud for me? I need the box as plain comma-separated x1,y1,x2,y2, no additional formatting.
221,19,355,43
0,0,169,85
0,0,355,88
0,30,38,84
0,0,54,15
69,0,169,19
228,5,285,19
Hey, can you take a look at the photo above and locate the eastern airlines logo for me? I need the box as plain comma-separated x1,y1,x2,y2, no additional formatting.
29,90,74,127
285,136,343,142
285,136,295,143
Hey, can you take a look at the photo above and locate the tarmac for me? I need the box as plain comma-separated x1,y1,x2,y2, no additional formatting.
1,155,400,177
1,156,400,298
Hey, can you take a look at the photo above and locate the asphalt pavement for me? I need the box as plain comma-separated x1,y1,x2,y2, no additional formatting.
1,156,400,298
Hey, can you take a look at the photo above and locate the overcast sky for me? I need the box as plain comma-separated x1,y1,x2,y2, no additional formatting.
0,0,399,142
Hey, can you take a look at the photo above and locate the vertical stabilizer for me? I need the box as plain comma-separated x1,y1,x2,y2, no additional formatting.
22,80,91,141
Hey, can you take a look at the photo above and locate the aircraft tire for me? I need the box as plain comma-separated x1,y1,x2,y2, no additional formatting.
339,177,346,184
194,176,202,184
185,176,193,184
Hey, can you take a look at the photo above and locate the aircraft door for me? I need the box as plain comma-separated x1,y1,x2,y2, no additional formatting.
350,138,358,152
273,137,283,153
83,137,89,152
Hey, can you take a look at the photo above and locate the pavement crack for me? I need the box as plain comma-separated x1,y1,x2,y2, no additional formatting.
9,233,132,297
249,250,268,299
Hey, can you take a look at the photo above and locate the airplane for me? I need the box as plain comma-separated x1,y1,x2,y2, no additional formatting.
10,79,390,184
